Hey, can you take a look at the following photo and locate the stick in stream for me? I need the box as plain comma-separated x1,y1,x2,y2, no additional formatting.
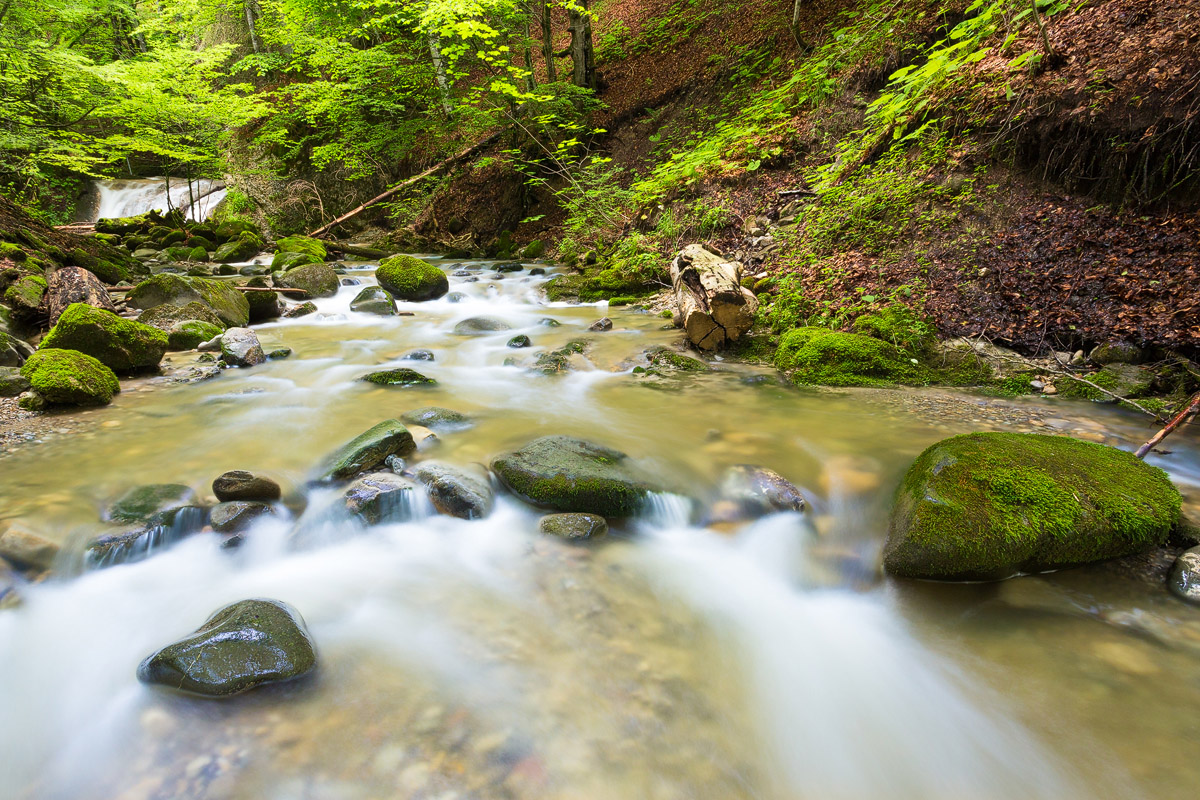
109,285,310,295
1135,391,1200,459
307,132,502,239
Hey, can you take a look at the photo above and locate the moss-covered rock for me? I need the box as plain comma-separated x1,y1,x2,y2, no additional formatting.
376,255,448,301
399,406,470,430
168,320,223,350
213,231,264,263
883,432,1181,581
453,316,510,335
214,218,260,241
127,274,249,327
275,236,327,261
360,367,436,387
245,288,280,322
277,262,338,299
137,598,316,697
270,251,320,271
40,303,168,371
19,348,120,406
774,327,920,387
0,330,34,367
1058,363,1153,401
522,240,545,259
4,274,47,319
649,349,711,372
538,512,608,541
491,435,661,517
137,300,225,332
0,366,30,397
349,286,396,315
107,483,201,525
318,419,417,481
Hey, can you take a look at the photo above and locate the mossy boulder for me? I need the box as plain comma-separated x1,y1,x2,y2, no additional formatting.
0,330,34,367
274,236,327,261
20,348,119,406
400,406,470,430
774,327,920,387
127,274,249,328
491,435,661,517
270,251,320,271
95,215,149,235
522,239,545,259
349,286,396,315
137,598,316,697
1059,364,1153,402
40,303,168,371
245,288,280,322
214,219,260,241
649,349,711,372
376,255,448,301
883,433,1182,581
277,262,338,299
4,274,47,318
318,419,417,481
360,367,436,387
137,300,225,332
168,320,223,350
538,512,608,541
213,231,264,263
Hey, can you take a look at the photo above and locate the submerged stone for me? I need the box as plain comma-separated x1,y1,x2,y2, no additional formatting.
402,349,435,361
360,367,436,387
883,433,1182,581
107,484,202,526
400,406,470,430
538,513,608,541
137,598,316,697
319,420,417,481
491,435,660,517
0,527,60,572
454,316,511,335
716,465,806,520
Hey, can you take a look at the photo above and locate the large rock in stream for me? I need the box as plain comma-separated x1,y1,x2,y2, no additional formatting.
277,262,339,299
491,436,661,517
40,303,168,371
883,433,1181,581
410,463,493,520
137,598,316,696
318,420,417,481
127,274,250,328
19,349,120,406
220,327,266,367
375,255,448,301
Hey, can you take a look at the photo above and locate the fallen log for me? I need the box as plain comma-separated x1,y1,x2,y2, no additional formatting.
46,267,116,326
325,241,388,260
670,244,758,351
1136,391,1200,459
109,285,309,295
307,132,502,238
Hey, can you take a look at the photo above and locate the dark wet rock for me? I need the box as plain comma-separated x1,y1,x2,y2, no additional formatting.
376,255,449,301
1169,547,1200,605
384,454,406,474
538,513,608,541
219,327,265,368
40,303,168,371
715,465,806,520
20,349,119,406
489,273,506,281
277,262,339,299
400,406,470,430
1090,341,1146,365
245,288,280,323
349,286,397,315
446,292,467,304
402,349,435,361
137,598,316,697
589,317,613,332
319,419,416,481
0,558,18,607
282,301,317,318
538,317,561,327
0,526,60,571
167,320,223,351
529,267,546,276
340,278,362,286
507,335,531,349
410,463,493,520
495,261,524,273
343,472,420,524
84,523,200,569
491,436,660,517
210,501,275,534
454,316,511,335
107,484,202,526
0,329,35,367
360,367,436,387
883,433,1182,581
0,366,30,397
213,471,282,502
267,348,291,360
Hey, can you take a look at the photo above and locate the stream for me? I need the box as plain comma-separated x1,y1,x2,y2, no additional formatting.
1,245,1199,799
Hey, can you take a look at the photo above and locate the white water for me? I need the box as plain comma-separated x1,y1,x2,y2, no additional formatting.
89,178,228,222
0,255,1170,799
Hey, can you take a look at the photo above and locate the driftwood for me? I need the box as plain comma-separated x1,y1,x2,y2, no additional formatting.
45,267,116,325
307,132,502,238
1136,391,1200,459
670,244,758,351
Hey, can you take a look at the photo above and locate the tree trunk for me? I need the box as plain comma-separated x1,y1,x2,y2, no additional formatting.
670,244,758,351
244,0,262,54
541,2,556,83
568,0,595,90
427,32,453,115
46,267,117,326
524,18,537,92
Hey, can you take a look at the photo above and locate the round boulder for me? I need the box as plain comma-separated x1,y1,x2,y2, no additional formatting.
411,463,493,520
213,470,282,502
40,303,167,371
1168,546,1200,605
19,349,119,406
538,513,608,541
349,286,397,316
376,255,448,301
454,316,510,335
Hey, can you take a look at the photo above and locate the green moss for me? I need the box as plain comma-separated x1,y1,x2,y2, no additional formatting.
19,348,120,405
884,432,1181,580
270,251,320,271
649,349,711,372
127,274,249,328
41,303,168,371
360,367,437,386
4,274,47,316
168,320,223,350
376,255,449,301
1058,364,1153,401
774,327,921,386
277,262,338,299
213,231,264,263
522,239,545,259
275,236,327,261
852,304,935,354
0,243,27,262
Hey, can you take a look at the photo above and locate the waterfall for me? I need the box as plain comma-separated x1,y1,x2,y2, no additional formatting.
78,177,228,223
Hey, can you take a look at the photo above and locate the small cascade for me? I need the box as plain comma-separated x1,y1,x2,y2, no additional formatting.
79,177,228,223
82,507,209,570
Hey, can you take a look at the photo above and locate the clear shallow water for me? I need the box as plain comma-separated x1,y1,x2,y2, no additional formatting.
0,258,1198,799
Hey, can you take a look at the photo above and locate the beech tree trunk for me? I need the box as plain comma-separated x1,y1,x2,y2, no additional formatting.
568,1,595,90
46,267,116,326
244,0,262,54
670,244,758,351
427,32,453,115
541,2,557,83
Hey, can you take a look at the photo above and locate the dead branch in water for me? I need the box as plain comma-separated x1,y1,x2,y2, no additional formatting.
1135,392,1200,459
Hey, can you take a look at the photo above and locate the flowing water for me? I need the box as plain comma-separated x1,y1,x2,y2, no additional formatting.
1,256,1199,800
77,178,228,223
